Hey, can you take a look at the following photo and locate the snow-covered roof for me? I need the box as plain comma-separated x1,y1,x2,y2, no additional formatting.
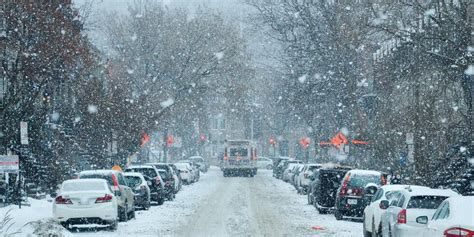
79,170,121,176
348,169,382,176
126,165,155,169
124,172,145,177
399,186,459,197
62,178,106,185
446,196,474,223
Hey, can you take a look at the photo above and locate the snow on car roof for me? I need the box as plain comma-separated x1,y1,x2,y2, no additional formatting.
446,196,474,222
399,186,459,197
380,184,413,192
190,156,203,159
348,169,382,176
63,178,107,184
127,165,155,169
79,170,120,176
124,172,145,177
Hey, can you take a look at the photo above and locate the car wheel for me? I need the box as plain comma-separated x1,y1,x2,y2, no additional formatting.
363,215,372,237
334,209,343,220
109,220,118,231
157,195,165,205
129,206,135,220
317,208,328,214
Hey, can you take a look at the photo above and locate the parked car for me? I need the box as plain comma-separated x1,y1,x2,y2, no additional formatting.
363,184,411,237
418,196,474,237
157,169,175,200
334,169,388,220
290,164,305,186
168,164,182,193
124,165,165,205
189,156,209,173
308,165,352,214
176,161,200,182
296,163,322,194
257,157,273,170
124,172,151,210
53,179,118,230
281,160,303,182
273,157,291,178
380,186,458,237
174,162,194,184
78,170,135,222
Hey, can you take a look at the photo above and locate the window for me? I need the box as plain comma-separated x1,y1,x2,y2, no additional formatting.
407,196,448,209
372,189,383,202
117,173,127,186
219,118,226,129
389,192,401,206
432,201,449,220
397,195,405,208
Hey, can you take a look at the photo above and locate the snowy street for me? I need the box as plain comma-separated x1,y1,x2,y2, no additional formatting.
1,167,361,236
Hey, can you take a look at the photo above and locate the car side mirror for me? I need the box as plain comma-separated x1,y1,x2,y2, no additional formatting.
114,190,122,197
147,181,152,186
416,216,428,225
379,200,389,210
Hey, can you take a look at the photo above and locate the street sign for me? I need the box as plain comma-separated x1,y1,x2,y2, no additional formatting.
0,155,19,173
20,122,28,145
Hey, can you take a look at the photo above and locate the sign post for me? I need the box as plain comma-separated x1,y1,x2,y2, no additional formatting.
20,122,28,145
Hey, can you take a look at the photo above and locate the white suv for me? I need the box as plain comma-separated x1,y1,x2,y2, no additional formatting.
363,184,411,237
379,186,458,237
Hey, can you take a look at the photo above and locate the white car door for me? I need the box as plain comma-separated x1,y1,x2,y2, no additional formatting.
382,192,402,236
423,201,450,237
364,188,384,232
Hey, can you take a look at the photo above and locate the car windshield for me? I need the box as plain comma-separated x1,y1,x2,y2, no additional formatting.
407,196,449,209
125,176,142,188
62,182,106,192
6,0,472,235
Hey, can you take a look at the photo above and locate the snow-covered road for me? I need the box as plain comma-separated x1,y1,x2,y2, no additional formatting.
1,166,362,236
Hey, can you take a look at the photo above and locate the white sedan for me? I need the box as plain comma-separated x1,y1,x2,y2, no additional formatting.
380,186,458,237
256,157,273,170
418,196,474,237
53,179,119,230
363,184,410,237
175,162,194,184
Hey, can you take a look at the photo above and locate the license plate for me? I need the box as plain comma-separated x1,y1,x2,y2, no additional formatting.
347,199,357,205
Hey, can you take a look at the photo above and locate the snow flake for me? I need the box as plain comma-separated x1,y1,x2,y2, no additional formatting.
460,146,467,153
51,112,60,122
87,105,98,114
127,69,135,74
465,65,474,75
131,33,138,41
160,98,174,108
74,116,81,123
424,9,436,16
215,52,224,60
468,46,474,52
298,74,307,83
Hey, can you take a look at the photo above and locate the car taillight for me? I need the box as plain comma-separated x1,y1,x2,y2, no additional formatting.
444,227,474,237
95,194,113,203
381,175,387,185
397,209,407,224
348,188,364,196
339,174,351,196
55,196,72,205
112,174,119,191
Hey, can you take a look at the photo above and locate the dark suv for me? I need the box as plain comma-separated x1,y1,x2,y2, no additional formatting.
307,166,352,214
124,165,166,205
334,169,387,220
